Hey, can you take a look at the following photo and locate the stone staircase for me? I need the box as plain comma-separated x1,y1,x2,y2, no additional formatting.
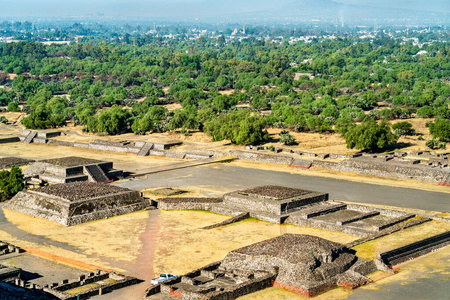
23,131,37,144
137,143,154,156
84,165,109,183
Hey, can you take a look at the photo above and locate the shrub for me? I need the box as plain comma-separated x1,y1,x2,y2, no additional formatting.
425,139,438,149
279,130,296,145
438,142,446,150
7,102,19,112
417,135,424,140
392,121,415,136
429,119,450,142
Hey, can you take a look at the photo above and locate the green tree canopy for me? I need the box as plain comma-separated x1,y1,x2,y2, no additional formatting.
205,110,268,145
0,166,24,200
343,119,398,152
429,119,450,142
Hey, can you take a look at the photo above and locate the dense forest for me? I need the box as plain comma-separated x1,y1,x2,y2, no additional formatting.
0,25,449,151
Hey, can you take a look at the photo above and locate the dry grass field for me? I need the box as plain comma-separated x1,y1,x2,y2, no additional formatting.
152,211,357,276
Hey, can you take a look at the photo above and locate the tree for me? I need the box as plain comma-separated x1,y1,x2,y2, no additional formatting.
132,116,153,135
205,110,268,145
343,119,398,152
279,130,296,145
392,121,414,136
7,102,19,112
0,166,24,201
429,119,450,142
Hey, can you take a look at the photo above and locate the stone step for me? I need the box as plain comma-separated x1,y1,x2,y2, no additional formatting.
373,214,415,232
209,204,245,217
338,211,380,226
137,143,154,156
23,131,37,144
85,165,109,183
293,203,347,219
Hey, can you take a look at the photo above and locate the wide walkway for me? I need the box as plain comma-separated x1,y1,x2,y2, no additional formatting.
117,164,450,212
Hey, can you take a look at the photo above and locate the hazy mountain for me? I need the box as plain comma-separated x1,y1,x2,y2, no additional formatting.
0,0,448,25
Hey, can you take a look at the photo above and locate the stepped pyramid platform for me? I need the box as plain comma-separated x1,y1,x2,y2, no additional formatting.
144,234,376,299
4,182,150,226
24,156,123,184
158,185,418,237
211,185,329,224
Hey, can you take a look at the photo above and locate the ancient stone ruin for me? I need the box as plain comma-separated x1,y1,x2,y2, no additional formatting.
157,185,422,237
144,234,376,299
24,156,123,184
0,156,34,169
43,269,138,300
4,182,150,226
212,186,329,223
0,240,138,300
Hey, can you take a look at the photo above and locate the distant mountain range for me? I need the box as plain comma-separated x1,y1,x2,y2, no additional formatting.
147,0,449,24
2,0,448,24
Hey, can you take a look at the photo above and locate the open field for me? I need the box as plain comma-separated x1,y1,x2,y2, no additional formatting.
0,113,25,127
152,211,357,276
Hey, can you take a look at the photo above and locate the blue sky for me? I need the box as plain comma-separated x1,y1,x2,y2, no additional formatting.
0,0,448,17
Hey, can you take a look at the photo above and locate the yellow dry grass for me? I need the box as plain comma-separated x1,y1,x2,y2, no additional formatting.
356,246,450,291
2,208,149,263
162,103,182,112
238,287,352,300
352,221,450,260
153,211,357,276
0,227,115,271
0,112,26,126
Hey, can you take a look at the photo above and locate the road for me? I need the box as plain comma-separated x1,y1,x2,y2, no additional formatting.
116,164,450,212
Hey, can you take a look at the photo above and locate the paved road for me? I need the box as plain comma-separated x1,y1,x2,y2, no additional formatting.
116,164,450,212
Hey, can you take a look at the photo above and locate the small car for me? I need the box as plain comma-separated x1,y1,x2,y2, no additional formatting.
150,273,178,285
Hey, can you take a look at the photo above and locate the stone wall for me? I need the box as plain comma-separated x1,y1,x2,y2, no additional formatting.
202,212,250,230
0,137,20,144
4,189,151,226
335,159,449,183
205,271,277,300
377,230,450,266
229,150,294,165
47,140,74,147
230,148,449,184
222,191,327,216
345,218,431,248
3,191,71,225
45,271,138,300
157,198,222,211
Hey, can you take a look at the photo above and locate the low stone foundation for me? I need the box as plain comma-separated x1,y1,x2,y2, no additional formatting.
378,230,450,266
157,197,222,211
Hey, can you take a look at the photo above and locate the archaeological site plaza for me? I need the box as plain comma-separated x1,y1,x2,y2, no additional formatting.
0,130,448,299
